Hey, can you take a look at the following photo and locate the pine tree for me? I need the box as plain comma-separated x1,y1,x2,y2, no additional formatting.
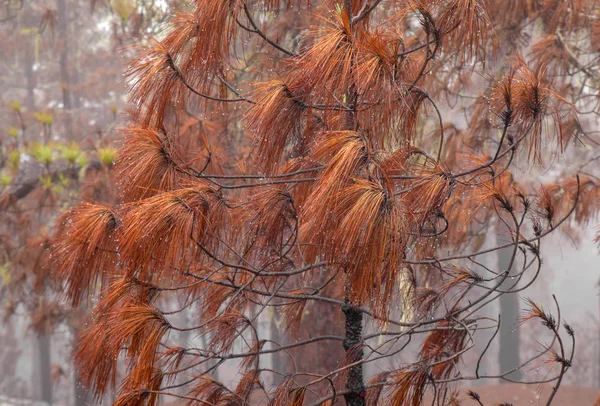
50,0,600,404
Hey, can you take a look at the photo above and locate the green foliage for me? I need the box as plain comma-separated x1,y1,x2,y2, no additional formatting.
110,0,137,21
77,152,89,169
8,150,20,171
31,143,55,166
99,146,117,167
0,172,12,187
38,174,53,188
34,111,54,126
59,142,82,165
7,127,20,139
19,28,37,36
0,263,11,285
59,173,72,187
74,152,89,180
7,101,21,113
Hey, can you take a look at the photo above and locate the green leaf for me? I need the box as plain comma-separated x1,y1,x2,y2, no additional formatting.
8,101,21,113
31,143,55,165
99,146,118,167
59,142,82,165
7,126,19,139
38,174,53,187
33,111,54,126
0,172,12,187
8,150,20,171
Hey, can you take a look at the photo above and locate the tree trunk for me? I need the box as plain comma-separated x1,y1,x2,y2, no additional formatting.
33,296,53,405
72,329,91,406
289,277,343,391
342,296,365,406
597,283,600,389
57,0,72,138
24,49,35,111
74,375,90,406
498,244,521,382
268,308,285,388
71,1,81,110
38,332,53,405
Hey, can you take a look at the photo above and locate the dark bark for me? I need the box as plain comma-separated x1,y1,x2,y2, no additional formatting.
342,296,365,406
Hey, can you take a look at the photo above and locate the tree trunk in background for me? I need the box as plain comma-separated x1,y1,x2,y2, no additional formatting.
72,328,91,406
71,304,91,406
38,332,53,404
57,0,72,138
33,296,53,404
597,287,600,388
71,2,81,110
498,244,521,382
468,235,498,386
288,298,344,396
177,309,192,396
74,374,90,406
198,334,220,381
268,308,285,388
24,49,35,111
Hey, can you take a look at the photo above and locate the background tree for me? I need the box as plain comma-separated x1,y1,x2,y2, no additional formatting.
38,0,600,405
0,0,181,403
